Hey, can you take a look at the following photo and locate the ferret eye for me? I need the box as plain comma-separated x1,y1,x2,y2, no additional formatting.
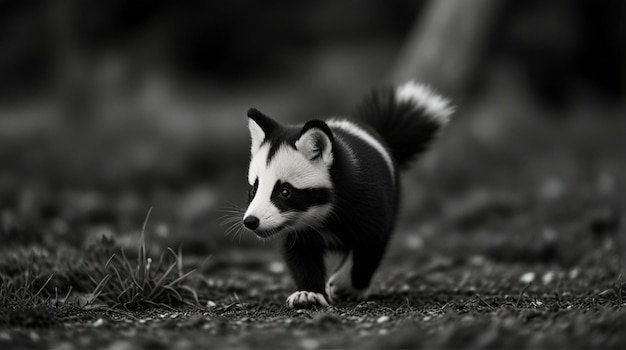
249,179,258,200
280,187,291,198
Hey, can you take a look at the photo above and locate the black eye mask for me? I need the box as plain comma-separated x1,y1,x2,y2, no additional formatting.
270,180,332,212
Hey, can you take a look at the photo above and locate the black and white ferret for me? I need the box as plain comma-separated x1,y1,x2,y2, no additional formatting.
242,81,453,309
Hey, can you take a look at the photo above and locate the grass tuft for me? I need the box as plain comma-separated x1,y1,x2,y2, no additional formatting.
87,208,201,310
0,259,62,328
0,272,54,309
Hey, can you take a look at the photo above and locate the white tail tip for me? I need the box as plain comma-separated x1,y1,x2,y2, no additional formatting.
395,81,454,125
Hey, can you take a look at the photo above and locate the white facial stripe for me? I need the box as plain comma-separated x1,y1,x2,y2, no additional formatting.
248,143,268,185
395,81,454,125
246,144,278,228
327,119,395,181
248,144,332,188
246,143,333,231
271,146,332,189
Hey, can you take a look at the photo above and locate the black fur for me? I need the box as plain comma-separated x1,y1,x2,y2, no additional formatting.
283,233,327,293
248,108,279,134
353,87,442,169
299,120,334,143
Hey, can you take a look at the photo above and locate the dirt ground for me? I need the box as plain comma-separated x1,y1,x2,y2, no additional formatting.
1,237,625,349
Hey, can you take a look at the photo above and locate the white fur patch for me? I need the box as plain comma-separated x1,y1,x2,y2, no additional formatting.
286,291,329,309
327,119,395,181
396,81,454,125
245,144,333,232
326,250,366,302
248,118,265,154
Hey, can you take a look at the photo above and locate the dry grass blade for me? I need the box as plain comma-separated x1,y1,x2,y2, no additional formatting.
177,245,184,278
146,262,177,300
90,274,112,304
120,249,141,289
180,285,200,306
104,254,116,269
162,285,184,301
32,274,54,300
138,207,152,285
166,269,196,288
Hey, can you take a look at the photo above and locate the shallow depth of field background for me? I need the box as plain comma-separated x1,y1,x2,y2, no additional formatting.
2,0,623,254
0,1,625,347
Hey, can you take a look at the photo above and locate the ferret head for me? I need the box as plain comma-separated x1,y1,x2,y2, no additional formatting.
243,109,334,238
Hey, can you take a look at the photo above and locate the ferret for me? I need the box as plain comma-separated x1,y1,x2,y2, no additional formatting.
242,81,453,309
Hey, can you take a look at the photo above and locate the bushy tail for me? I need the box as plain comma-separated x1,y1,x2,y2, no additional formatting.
353,81,454,169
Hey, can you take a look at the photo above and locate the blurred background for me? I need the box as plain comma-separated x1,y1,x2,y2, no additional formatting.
0,0,624,268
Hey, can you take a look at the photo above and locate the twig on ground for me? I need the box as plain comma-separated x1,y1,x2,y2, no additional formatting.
516,283,532,308
475,293,496,310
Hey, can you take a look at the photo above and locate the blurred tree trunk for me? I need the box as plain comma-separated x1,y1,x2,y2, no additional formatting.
388,0,504,100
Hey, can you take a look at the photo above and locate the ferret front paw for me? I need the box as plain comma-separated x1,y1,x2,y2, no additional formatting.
286,291,329,309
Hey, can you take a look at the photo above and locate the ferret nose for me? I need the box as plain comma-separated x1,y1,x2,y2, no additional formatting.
243,216,260,230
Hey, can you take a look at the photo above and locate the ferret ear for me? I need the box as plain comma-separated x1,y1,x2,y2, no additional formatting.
295,120,334,166
247,108,279,154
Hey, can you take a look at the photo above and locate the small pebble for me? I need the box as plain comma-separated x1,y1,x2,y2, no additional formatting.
28,331,39,342
520,272,536,284
269,261,286,273
405,234,423,250
542,271,555,284
376,315,390,324
469,255,486,266
299,338,319,350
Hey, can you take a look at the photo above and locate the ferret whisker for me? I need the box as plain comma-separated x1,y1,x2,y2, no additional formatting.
224,221,243,238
